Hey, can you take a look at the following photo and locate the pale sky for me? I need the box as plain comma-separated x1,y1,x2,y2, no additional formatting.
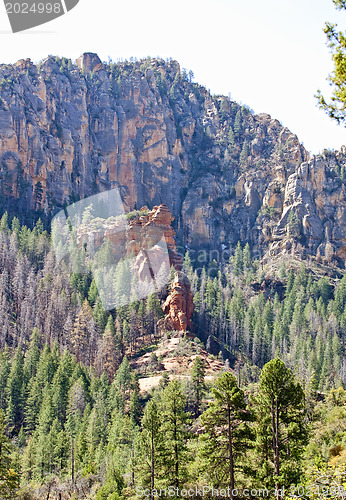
0,0,345,154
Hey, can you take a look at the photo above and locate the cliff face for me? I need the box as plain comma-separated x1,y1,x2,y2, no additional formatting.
76,203,182,273
265,148,346,266
0,53,345,267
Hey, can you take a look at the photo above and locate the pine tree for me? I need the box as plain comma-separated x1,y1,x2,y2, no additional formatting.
114,260,132,307
71,300,93,365
190,357,206,417
129,373,141,425
6,347,24,433
243,243,252,271
51,350,74,424
232,242,243,276
139,398,162,494
240,140,249,165
24,378,42,432
316,0,346,125
253,359,308,497
24,328,40,381
114,356,132,400
200,372,251,494
93,297,108,331
156,380,191,489
88,279,99,307
0,213,8,234
0,348,10,411
0,409,19,498
96,315,120,380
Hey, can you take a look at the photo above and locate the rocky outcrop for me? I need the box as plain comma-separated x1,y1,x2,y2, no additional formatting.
77,203,193,330
159,272,194,333
77,203,182,272
265,147,346,266
76,53,103,74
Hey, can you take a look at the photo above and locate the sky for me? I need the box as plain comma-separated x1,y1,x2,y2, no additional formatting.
0,0,345,154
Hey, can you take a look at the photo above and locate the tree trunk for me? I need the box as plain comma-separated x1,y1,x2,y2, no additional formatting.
71,437,75,485
151,422,155,496
174,405,179,489
227,405,235,499
272,398,280,500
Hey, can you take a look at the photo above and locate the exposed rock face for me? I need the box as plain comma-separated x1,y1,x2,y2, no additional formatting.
0,54,307,258
159,272,194,333
1,53,346,270
77,203,182,272
264,147,346,266
76,53,103,74
77,203,193,330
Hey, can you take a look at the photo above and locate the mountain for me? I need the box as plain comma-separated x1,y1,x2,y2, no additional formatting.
2,53,346,500
0,53,345,271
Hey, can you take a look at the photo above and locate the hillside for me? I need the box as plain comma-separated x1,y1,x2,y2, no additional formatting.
130,335,225,394
1,53,346,499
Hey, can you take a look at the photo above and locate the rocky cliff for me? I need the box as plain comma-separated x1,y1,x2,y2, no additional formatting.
265,148,346,267
0,53,345,268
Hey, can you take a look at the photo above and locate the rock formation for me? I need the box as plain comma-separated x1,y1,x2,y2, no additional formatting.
159,272,194,333
76,203,182,272
264,147,346,266
76,203,193,331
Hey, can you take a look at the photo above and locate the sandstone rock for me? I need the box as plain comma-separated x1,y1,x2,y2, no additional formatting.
159,272,194,333
0,53,336,268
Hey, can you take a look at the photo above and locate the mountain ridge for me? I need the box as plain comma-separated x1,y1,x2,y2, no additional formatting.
0,53,345,270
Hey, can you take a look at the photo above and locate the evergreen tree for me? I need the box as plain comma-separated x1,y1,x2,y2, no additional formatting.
139,398,162,493
190,356,206,417
0,409,19,498
129,373,141,425
243,243,252,271
200,372,251,494
71,300,93,365
114,356,132,400
24,328,40,381
253,359,308,497
156,380,191,489
96,315,119,380
316,0,346,124
232,242,243,276
6,347,24,433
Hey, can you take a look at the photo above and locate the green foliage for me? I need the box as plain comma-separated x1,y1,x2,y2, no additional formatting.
125,209,149,221
200,372,252,490
0,409,20,498
190,356,206,416
316,0,346,124
138,397,162,491
259,205,277,219
253,359,308,490
155,380,191,488
232,241,243,276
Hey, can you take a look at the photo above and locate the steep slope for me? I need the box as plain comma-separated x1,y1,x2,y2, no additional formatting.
264,148,346,268
0,53,307,257
1,53,346,270
130,335,224,394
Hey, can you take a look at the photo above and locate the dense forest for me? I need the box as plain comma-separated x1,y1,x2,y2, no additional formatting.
0,215,345,498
